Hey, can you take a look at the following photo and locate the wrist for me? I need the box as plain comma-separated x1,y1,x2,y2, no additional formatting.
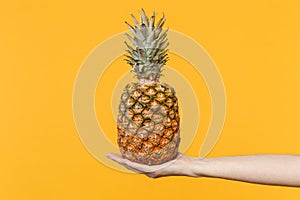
188,157,212,177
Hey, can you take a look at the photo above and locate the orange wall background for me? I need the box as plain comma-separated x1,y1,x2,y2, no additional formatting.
1,0,300,199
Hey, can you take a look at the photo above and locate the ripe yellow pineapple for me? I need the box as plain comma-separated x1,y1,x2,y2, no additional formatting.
117,9,180,165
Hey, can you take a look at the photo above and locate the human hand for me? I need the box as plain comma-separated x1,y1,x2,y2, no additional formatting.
106,153,202,178
107,153,300,186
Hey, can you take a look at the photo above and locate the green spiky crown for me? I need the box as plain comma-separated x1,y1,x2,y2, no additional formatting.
124,9,169,82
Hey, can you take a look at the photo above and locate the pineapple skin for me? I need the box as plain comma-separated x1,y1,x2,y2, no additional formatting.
117,82,180,165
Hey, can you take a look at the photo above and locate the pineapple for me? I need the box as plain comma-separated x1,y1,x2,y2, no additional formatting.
117,9,180,165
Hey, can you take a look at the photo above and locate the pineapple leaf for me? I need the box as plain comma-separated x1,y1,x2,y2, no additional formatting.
146,30,155,44
125,23,145,41
156,29,168,44
160,53,168,60
160,41,169,50
158,38,168,49
154,27,162,38
125,21,136,36
134,28,145,41
124,9,169,79
155,15,165,29
130,13,140,28
158,14,166,28
141,8,149,26
124,41,134,51
157,49,168,60
160,56,169,64
126,50,139,59
149,15,155,29
125,33,138,47
125,55,136,62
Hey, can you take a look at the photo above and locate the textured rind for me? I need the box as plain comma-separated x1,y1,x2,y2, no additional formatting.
117,82,180,165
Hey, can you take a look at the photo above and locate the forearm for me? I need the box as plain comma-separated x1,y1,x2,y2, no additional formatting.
192,154,300,187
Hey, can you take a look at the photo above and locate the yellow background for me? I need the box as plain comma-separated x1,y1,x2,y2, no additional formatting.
1,0,300,199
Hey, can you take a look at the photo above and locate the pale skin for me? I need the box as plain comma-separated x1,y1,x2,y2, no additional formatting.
106,153,300,187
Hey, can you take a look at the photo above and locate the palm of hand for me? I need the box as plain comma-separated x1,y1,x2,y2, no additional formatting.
106,153,196,178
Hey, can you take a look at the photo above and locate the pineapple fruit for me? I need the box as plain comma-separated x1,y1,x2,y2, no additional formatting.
117,9,180,165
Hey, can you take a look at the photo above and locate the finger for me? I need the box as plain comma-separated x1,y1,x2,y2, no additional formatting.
106,153,123,160
106,153,159,172
106,153,141,172
106,153,154,174
121,164,159,178
106,154,126,166
106,153,181,172
106,153,147,171
106,153,182,174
